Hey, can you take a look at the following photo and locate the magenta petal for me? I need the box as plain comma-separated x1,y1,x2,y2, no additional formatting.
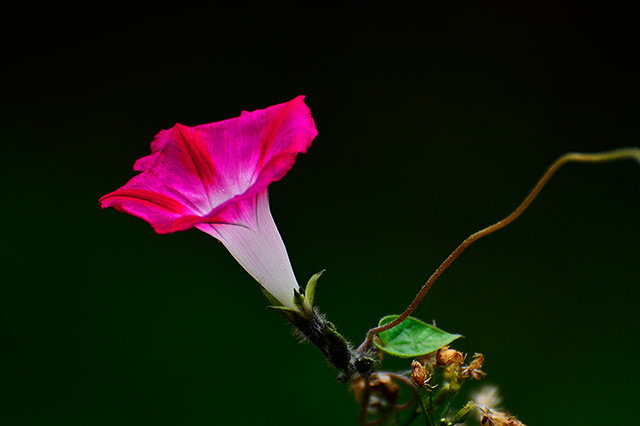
100,96,316,228
99,189,197,233
100,96,317,306
192,95,316,208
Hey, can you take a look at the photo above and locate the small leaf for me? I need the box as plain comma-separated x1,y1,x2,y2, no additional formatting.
374,315,462,358
266,305,301,315
304,269,325,311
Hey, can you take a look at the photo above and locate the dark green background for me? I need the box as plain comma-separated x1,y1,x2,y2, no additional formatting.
2,3,639,425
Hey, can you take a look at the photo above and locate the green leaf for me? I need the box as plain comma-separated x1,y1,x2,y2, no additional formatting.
304,269,325,311
374,315,462,358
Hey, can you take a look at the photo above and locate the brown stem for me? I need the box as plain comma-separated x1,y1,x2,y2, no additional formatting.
380,371,418,410
357,147,640,353
358,372,418,425
358,377,374,426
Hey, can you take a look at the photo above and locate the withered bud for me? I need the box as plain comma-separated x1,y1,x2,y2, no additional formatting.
470,353,485,368
411,360,428,387
349,373,400,405
349,377,367,403
374,373,400,404
480,407,526,426
461,352,487,380
436,346,464,366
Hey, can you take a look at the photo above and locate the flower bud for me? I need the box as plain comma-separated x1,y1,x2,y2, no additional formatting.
374,373,400,405
349,373,399,407
411,360,428,387
461,352,487,380
451,401,475,424
436,346,464,366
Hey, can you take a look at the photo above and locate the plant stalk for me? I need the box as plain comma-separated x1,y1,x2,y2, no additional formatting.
357,147,640,352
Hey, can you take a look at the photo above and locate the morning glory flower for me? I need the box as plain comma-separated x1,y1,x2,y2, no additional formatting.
100,96,317,309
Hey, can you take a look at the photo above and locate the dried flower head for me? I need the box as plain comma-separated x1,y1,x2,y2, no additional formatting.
373,373,400,405
461,352,487,380
479,406,526,426
411,360,428,387
350,373,400,406
436,346,464,366
472,385,502,410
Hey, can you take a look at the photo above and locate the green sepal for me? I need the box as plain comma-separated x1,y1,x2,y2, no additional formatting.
439,401,475,425
293,289,305,311
304,269,325,312
262,287,305,321
260,286,282,307
266,305,302,315
374,315,462,358
451,402,474,424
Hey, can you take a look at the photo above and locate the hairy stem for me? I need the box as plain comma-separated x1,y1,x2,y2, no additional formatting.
357,147,640,352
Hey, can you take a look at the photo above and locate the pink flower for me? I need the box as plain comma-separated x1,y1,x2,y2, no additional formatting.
100,96,317,309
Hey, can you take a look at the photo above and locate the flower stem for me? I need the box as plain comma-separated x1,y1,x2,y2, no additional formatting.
418,393,433,426
428,391,436,426
357,147,640,352
437,383,461,422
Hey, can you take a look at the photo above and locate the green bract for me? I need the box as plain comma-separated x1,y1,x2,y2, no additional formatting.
374,315,462,358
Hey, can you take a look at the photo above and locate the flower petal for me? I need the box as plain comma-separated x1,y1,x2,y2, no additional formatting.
99,189,198,234
195,190,299,308
100,96,317,234
193,95,316,208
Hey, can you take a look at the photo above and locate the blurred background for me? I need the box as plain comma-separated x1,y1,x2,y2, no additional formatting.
2,2,639,425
